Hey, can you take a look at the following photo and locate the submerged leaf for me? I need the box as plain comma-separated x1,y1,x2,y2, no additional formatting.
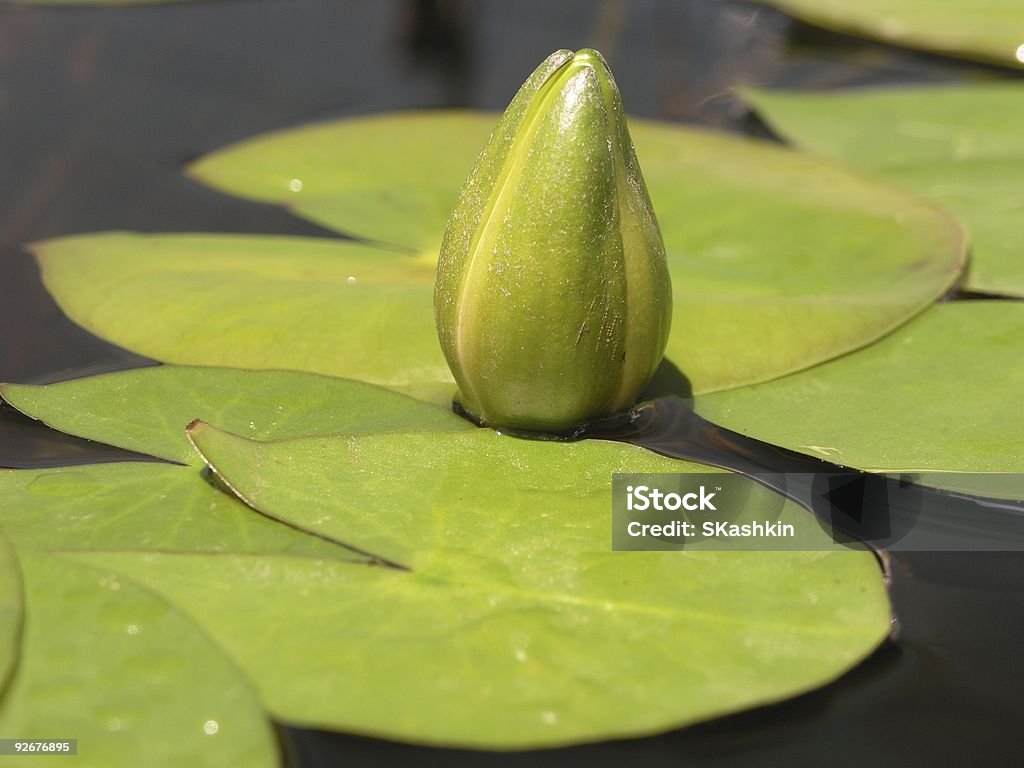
696,303,1024,472
0,552,278,768
743,83,1024,297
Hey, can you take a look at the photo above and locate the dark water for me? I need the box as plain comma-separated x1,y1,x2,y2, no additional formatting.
1,1,1022,766
584,397,1024,551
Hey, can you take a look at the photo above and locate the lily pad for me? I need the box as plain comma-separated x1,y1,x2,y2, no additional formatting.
0,366,470,558
0,551,278,768
0,463,363,561
56,424,888,748
743,83,1024,297
35,112,964,400
30,235,457,406
187,111,490,249
1,365,469,466
696,302,1024,472
0,361,889,745
0,533,22,700
756,0,1024,69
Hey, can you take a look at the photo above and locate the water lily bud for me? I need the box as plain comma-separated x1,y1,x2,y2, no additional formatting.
434,48,672,432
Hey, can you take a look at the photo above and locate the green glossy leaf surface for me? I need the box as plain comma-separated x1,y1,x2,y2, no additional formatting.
0,463,361,560
744,84,1024,297
0,361,889,746
0,533,22,700
1,366,468,465
31,235,456,405
696,303,1024,472
188,110,487,249
757,0,1024,68
0,552,277,768
49,424,888,749
38,113,964,398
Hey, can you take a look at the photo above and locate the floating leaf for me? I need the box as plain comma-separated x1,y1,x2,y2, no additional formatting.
0,463,360,561
743,83,1024,297
757,0,1024,69
1,366,469,466
54,424,889,748
0,533,21,700
0,367,443,573
76,548,880,748
0,551,277,768
0,361,888,746
696,303,1024,472
0,367,469,558
36,113,964,398
30,236,456,405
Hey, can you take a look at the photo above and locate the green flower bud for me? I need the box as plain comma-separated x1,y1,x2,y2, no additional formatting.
434,49,672,432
